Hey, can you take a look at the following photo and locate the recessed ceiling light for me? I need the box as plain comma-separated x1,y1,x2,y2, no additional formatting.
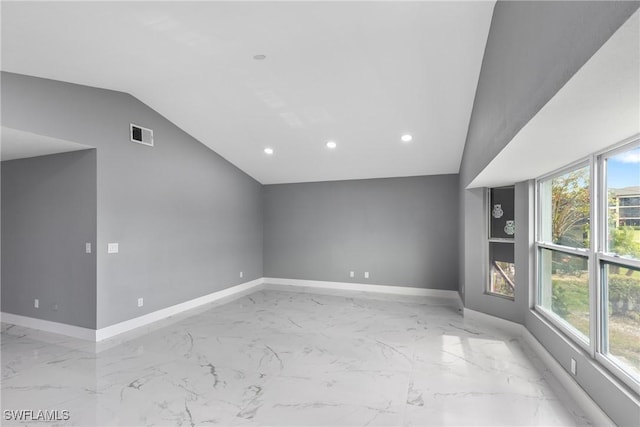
264,147,274,155
326,141,337,149
253,54,266,60
401,134,413,142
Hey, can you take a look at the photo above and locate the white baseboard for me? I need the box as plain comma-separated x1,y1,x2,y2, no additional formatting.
2,278,457,342
263,277,459,300
2,278,265,342
95,278,264,341
1,278,465,343
0,312,97,341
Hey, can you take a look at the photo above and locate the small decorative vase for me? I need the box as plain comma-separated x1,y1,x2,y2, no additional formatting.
492,204,504,219
504,220,515,235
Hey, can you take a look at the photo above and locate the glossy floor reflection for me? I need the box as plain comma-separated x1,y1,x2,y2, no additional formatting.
1,287,594,426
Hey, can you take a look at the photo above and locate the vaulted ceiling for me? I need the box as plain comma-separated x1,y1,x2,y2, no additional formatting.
1,1,495,184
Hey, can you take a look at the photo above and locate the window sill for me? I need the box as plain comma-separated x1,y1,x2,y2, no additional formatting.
484,291,515,301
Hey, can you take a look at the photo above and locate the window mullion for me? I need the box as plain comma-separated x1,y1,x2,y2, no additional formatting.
589,154,598,359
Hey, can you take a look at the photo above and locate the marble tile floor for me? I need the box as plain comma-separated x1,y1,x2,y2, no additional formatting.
1,286,594,426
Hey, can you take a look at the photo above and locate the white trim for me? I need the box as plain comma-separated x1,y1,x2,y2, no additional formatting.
95,278,264,341
595,351,640,394
1,278,265,342
1,278,460,342
521,327,616,427
588,154,598,359
263,277,460,300
536,158,591,184
599,253,640,269
536,242,590,257
488,238,515,244
0,312,97,341
534,304,591,347
593,133,640,158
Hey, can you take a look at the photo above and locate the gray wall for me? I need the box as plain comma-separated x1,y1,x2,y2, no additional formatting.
1,150,97,329
1,72,264,328
460,0,640,188
460,0,638,320
263,175,459,290
458,2,640,426
525,308,640,427
461,183,530,324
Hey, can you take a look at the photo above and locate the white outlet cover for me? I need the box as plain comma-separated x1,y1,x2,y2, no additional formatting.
364,272,370,278
240,271,244,278
349,271,355,278
137,298,144,307
34,299,39,308
107,243,119,254
85,242,92,253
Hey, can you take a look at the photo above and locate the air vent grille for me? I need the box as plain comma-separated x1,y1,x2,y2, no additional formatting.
130,124,154,147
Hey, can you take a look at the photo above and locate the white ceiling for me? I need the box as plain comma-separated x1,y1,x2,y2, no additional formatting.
469,10,640,189
1,127,94,162
1,1,495,184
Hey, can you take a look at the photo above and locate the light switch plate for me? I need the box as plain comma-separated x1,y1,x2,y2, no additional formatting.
107,243,119,254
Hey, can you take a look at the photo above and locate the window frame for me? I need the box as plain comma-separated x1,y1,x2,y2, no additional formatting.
596,257,640,390
486,186,516,300
534,135,640,391
535,158,594,354
594,137,640,389
487,243,516,300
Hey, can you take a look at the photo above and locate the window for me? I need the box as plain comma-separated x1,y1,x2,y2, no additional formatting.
536,138,640,388
600,143,640,379
538,248,590,340
488,187,515,298
602,262,639,376
489,242,515,298
537,164,591,345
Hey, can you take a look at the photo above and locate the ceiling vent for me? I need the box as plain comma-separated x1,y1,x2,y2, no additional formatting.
130,124,154,147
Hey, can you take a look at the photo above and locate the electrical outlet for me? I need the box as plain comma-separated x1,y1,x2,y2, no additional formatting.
52,303,59,311
85,242,92,254
570,358,577,375
349,271,355,278
138,298,144,307
107,243,119,254
364,271,369,279
240,271,244,278
34,299,39,309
